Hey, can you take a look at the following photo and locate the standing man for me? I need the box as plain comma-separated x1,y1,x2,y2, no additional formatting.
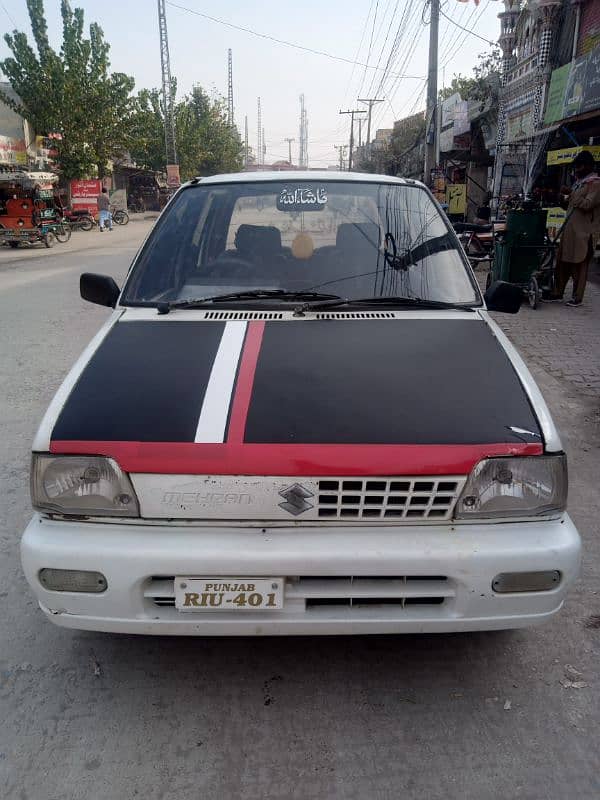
552,150,600,306
97,187,113,232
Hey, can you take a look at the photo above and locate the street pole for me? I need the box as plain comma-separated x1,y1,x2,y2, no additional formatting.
284,137,295,166
339,109,365,171
334,144,348,171
424,0,439,187
357,98,384,152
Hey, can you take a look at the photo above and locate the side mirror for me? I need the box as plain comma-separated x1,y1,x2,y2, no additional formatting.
484,280,522,314
80,273,120,308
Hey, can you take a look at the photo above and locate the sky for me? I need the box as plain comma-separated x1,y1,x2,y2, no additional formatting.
0,0,504,167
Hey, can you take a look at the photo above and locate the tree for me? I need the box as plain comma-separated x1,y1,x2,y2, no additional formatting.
0,0,135,178
128,88,168,173
176,87,243,179
439,47,502,103
129,84,244,178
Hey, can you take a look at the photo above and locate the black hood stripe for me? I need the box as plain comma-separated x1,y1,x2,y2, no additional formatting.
244,319,541,445
52,321,225,442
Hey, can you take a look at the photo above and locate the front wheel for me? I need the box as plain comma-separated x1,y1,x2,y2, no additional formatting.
55,222,72,243
78,216,94,231
44,232,56,248
113,209,129,225
528,276,539,309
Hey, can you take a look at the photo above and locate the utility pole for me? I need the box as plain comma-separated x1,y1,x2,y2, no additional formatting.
358,118,363,148
357,98,384,150
257,98,262,167
157,0,177,178
227,49,234,127
284,137,295,166
339,109,365,171
424,0,440,186
244,115,249,167
334,144,348,171
299,95,308,168
262,127,266,164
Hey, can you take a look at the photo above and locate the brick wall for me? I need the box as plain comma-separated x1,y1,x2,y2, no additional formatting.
578,0,600,56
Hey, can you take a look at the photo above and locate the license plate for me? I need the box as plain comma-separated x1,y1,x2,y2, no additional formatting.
174,577,284,612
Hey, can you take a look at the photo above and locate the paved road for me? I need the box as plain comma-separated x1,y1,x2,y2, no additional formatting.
1,228,599,800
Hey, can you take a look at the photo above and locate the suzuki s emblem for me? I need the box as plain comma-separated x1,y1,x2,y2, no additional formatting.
278,483,314,516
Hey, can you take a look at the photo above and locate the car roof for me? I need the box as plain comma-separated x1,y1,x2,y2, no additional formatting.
186,170,421,188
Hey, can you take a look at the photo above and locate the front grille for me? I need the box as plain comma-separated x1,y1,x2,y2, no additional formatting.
144,575,454,611
203,310,284,320
316,478,463,520
315,312,396,319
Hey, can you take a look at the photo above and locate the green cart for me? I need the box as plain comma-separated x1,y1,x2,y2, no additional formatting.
487,208,556,309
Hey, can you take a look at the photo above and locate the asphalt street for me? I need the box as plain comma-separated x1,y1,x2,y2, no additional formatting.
1,224,599,800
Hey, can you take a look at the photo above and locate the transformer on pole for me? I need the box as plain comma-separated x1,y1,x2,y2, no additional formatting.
157,0,178,184
227,49,234,127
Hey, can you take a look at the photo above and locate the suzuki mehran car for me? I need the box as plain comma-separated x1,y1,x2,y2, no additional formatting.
21,172,581,635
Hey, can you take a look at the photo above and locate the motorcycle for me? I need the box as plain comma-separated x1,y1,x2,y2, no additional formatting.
60,207,95,231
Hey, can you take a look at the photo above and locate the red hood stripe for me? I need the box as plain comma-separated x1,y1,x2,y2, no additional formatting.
49,441,543,476
226,321,265,443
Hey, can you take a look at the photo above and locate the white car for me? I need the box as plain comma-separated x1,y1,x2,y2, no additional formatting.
21,172,581,635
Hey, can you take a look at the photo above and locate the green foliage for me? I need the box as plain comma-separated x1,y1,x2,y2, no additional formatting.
176,87,243,179
439,47,502,103
0,0,135,178
129,84,244,178
128,88,167,173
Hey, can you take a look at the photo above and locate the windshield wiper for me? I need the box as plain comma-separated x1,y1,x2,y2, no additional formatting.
294,295,477,314
157,289,342,313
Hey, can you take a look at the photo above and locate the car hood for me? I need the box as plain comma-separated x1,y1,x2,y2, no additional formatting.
48,317,542,475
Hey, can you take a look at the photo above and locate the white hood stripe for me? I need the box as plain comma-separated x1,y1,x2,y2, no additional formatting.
194,321,247,443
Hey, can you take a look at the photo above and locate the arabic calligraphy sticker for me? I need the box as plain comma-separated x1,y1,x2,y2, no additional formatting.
277,186,328,212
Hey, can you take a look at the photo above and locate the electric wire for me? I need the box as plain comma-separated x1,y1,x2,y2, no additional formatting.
356,0,381,100
439,6,495,46
166,1,424,79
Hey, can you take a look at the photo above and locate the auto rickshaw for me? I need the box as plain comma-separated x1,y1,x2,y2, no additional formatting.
0,170,70,248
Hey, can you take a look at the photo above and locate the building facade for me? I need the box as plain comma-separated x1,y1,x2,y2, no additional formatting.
493,0,599,204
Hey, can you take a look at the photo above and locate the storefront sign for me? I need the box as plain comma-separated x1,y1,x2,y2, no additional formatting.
506,108,533,142
544,64,571,125
544,44,600,123
166,164,180,188
0,135,27,165
546,145,600,165
70,178,102,214
544,207,567,229
446,184,466,215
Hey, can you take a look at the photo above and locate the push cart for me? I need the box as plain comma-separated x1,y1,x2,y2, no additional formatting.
486,207,557,309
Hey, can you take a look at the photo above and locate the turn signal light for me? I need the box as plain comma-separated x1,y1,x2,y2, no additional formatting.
39,568,107,593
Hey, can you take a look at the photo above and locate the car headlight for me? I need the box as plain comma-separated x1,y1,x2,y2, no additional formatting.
31,454,140,517
455,455,567,519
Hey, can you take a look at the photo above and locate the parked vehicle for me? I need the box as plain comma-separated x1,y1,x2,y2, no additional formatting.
0,170,68,248
21,172,581,636
58,205,95,231
111,206,129,225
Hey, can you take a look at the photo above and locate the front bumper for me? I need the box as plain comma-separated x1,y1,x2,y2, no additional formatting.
21,515,581,635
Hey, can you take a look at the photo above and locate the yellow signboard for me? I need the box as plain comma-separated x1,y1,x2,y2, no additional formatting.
446,184,466,215
546,145,600,165
544,207,567,227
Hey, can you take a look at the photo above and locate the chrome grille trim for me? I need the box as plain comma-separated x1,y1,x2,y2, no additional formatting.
316,477,465,520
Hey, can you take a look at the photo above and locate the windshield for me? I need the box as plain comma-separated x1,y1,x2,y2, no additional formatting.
122,180,480,306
